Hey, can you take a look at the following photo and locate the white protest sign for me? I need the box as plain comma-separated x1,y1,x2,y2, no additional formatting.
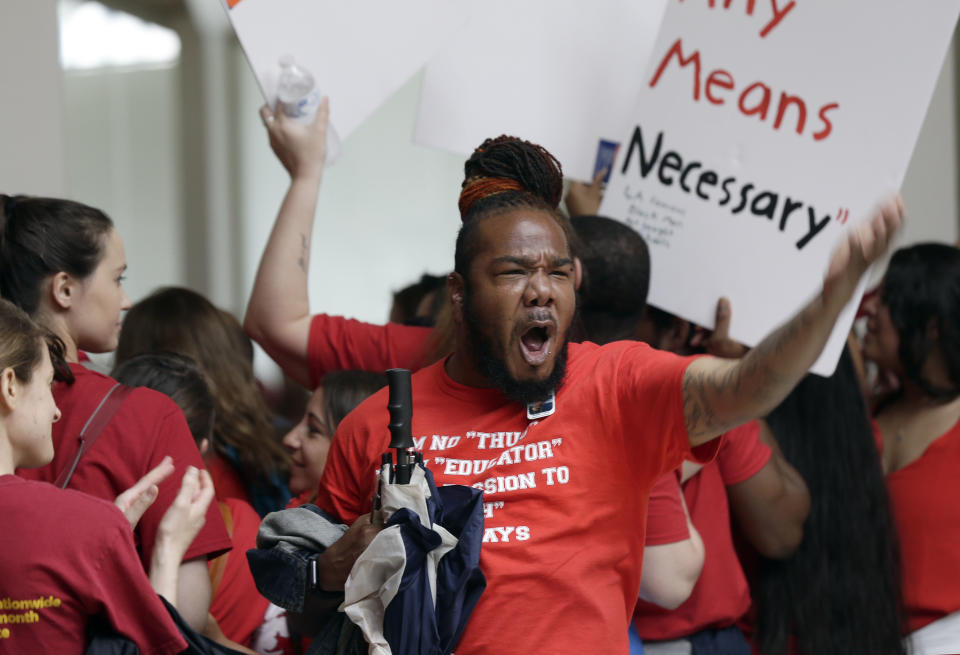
222,0,467,142
600,0,959,375
414,0,668,182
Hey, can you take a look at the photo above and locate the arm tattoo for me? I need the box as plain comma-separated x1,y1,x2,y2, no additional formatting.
684,303,815,441
681,367,711,436
683,359,740,439
297,233,308,273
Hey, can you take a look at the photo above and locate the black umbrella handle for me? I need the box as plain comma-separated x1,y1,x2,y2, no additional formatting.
386,368,415,484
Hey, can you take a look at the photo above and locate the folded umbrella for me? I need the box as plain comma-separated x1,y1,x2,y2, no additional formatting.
343,464,485,655
342,369,485,655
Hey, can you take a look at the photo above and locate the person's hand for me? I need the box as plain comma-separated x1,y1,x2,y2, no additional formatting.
155,467,216,563
316,513,383,591
689,297,748,359
260,97,329,182
114,456,175,530
565,168,606,217
823,195,903,308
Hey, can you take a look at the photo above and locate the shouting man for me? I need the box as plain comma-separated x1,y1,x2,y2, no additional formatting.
250,104,902,654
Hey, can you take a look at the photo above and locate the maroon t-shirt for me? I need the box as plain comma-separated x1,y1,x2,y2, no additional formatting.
0,475,187,655
18,363,231,566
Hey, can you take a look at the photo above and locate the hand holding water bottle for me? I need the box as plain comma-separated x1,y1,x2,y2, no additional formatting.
260,94,328,182
275,55,341,163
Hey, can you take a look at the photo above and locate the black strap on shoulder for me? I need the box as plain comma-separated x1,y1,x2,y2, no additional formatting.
56,383,135,489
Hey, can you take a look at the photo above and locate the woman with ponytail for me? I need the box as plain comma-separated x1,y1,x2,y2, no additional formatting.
0,193,231,632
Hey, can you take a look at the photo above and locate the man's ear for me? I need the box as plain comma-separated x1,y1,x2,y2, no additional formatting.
50,272,75,311
448,272,466,324
199,438,210,456
573,257,583,290
0,367,19,414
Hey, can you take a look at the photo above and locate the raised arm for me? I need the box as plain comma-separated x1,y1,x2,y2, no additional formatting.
683,196,904,445
243,101,329,388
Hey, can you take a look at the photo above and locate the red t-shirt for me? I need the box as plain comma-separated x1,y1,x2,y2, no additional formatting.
0,475,187,655
633,421,770,640
209,498,270,646
308,314,694,547
18,363,231,567
317,341,718,654
645,470,690,545
286,490,315,509
884,418,960,633
307,314,430,388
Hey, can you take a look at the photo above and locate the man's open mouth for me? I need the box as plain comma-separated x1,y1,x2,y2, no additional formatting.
519,322,555,366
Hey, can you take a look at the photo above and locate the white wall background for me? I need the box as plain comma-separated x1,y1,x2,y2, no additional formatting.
0,0,65,196
62,65,186,305
901,38,959,247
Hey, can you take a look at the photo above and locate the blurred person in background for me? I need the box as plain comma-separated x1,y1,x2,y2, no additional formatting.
116,286,291,516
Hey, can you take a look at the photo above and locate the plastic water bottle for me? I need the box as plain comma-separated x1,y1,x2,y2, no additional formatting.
276,55,341,162
277,55,318,123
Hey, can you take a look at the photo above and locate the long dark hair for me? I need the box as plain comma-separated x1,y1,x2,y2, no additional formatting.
881,243,960,401
755,347,905,655
0,194,113,316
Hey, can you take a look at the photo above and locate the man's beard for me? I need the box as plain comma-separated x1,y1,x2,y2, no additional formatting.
463,288,571,406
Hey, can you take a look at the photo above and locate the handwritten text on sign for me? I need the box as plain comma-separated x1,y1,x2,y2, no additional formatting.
600,0,960,375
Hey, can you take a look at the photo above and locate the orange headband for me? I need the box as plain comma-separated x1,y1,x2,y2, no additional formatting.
458,177,527,221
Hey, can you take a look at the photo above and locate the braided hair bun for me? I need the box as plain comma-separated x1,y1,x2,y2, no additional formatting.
458,135,564,221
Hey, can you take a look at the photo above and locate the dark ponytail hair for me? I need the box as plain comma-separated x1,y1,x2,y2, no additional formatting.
754,346,905,655
453,136,576,280
0,194,114,315
112,352,216,447
459,135,564,220
881,243,960,401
